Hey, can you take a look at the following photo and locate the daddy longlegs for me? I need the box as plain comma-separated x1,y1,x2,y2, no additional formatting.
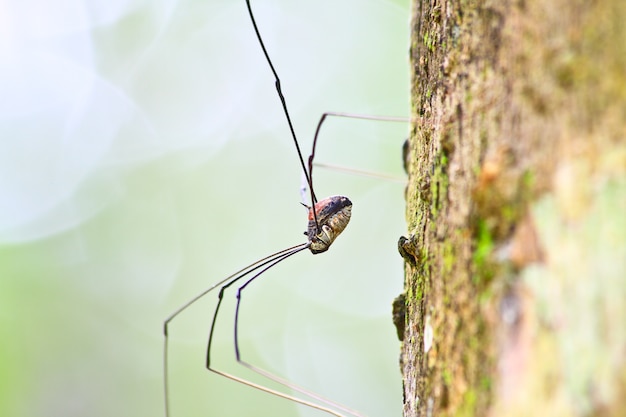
164,1,410,416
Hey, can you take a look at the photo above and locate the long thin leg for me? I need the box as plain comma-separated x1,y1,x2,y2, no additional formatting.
164,243,308,417
307,112,411,199
232,273,366,417
203,245,356,417
244,0,320,230
206,246,308,369
312,161,406,183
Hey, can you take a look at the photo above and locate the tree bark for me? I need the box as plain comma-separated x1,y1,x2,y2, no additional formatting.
397,0,626,416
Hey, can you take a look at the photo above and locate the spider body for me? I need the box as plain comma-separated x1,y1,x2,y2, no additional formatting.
307,195,352,254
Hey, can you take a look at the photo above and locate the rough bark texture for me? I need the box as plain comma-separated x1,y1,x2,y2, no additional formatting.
397,0,626,416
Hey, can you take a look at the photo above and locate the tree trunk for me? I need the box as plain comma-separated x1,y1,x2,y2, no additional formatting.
397,0,626,416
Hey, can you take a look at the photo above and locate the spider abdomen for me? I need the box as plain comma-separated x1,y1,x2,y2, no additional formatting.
307,195,352,254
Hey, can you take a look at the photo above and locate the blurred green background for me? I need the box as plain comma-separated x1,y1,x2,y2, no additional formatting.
0,1,410,416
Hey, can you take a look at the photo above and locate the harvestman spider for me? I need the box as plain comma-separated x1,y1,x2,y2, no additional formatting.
163,2,409,416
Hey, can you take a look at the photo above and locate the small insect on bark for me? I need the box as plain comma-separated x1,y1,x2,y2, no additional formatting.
163,2,409,417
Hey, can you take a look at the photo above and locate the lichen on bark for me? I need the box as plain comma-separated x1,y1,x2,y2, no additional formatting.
398,1,626,416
